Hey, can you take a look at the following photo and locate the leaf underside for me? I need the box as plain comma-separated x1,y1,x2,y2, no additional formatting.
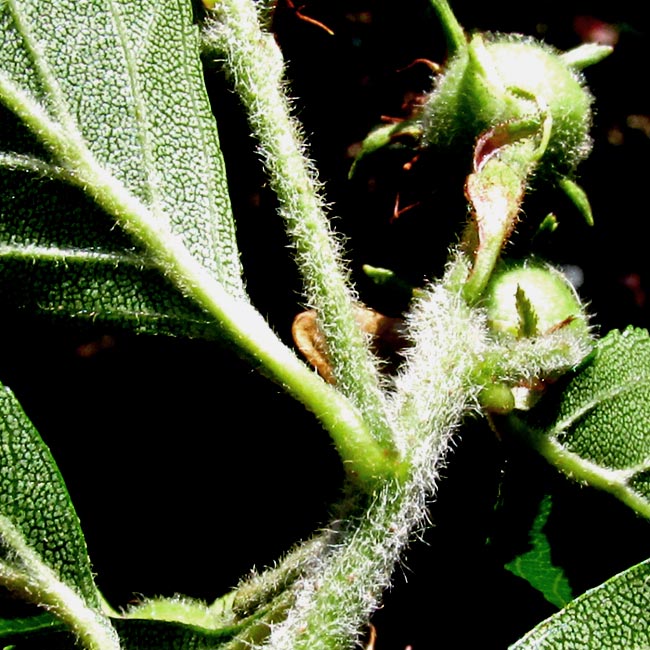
0,0,244,337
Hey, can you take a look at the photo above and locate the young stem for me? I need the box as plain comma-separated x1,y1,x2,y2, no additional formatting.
264,262,488,648
202,0,397,459
428,0,467,58
227,537,328,620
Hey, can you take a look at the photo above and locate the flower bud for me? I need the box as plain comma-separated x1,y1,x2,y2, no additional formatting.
477,261,593,408
421,33,594,178
483,261,589,339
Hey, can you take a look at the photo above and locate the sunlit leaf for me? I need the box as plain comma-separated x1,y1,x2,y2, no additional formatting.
0,386,99,606
0,0,244,336
0,384,119,649
511,558,650,649
509,327,650,519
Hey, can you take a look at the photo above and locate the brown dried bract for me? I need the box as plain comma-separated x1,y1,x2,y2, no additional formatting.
292,305,406,383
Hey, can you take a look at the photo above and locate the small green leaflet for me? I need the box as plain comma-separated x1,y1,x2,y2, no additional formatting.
504,494,573,608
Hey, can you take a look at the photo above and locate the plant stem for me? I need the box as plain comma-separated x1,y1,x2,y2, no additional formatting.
227,536,328,619
202,0,397,459
503,414,650,520
263,266,487,648
0,66,398,490
89,180,398,489
428,0,466,58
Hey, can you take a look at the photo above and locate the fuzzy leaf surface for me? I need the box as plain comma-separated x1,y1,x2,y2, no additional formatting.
0,614,240,649
513,327,650,518
0,385,100,607
0,0,243,334
510,558,650,649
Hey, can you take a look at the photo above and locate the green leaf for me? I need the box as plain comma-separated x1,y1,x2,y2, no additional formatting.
0,0,244,334
0,614,240,649
0,384,119,649
504,494,573,608
0,152,220,337
0,612,65,646
510,558,650,649
113,618,239,650
510,327,650,519
3,0,391,493
0,220,219,340
0,2,367,489
0,386,100,607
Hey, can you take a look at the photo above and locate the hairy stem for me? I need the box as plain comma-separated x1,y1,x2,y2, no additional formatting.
428,0,467,58
202,0,397,460
262,265,487,648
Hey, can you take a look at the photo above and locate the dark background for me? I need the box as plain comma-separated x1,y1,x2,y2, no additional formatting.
2,1,650,648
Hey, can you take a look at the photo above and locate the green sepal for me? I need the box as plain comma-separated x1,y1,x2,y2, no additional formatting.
515,286,540,338
557,176,594,226
560,43,613,70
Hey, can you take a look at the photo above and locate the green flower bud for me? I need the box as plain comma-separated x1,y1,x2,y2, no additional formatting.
422,33,594,177
483,260,589,340
479,381,516,414
477,261,594,407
